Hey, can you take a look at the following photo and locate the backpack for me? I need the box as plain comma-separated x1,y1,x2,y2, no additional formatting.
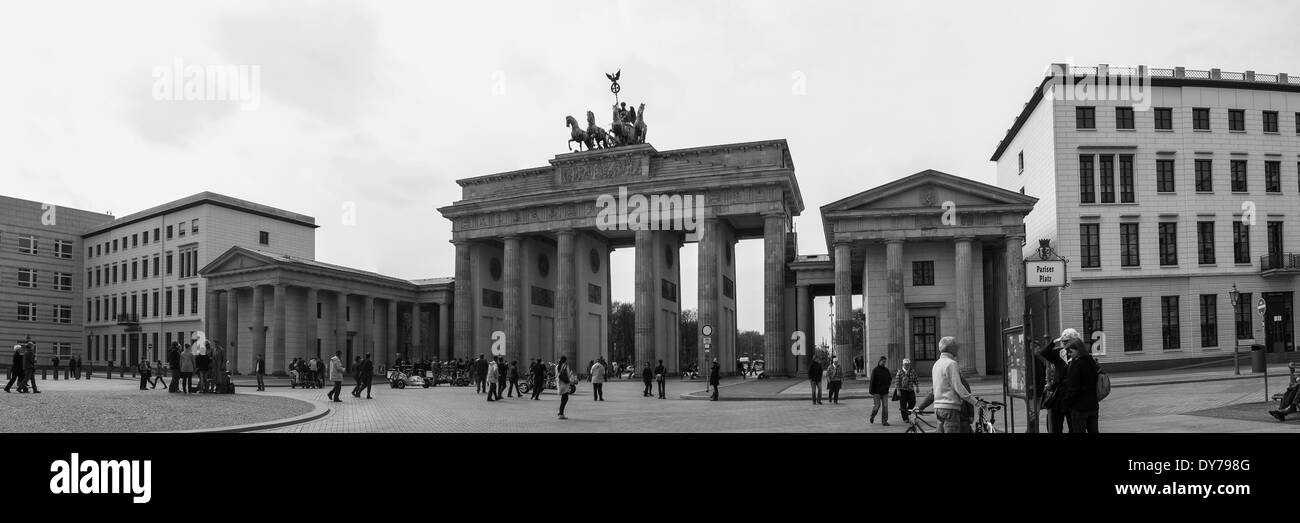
1095,361,1111,401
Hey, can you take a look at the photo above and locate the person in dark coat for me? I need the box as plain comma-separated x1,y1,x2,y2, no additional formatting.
869,357,892,426
21,343,39,393
4,345,24,392
709,359,721,400
351,355,364,397
641,362,654,397
556,356,573,420
138,360,152,391
496,356,508,399
253,353,266,391
530,359,546,400
52,356,60,380
1036,336,1071,433
507,361,520,397
474,355,488,394
358,353,374,399
654,360,666,399
736,358,746,380
167,343,181,392
807,357,823,405
1059,329,1100,433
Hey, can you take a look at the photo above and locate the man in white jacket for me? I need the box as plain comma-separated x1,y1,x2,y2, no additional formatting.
928,336,983,433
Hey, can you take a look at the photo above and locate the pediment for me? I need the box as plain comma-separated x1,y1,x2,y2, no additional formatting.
821,169,1036,213
199,247,280,276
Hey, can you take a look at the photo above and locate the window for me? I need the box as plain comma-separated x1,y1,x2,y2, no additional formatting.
1017,151,1024,174
95,267,101,286
911,316,938,361
112,239,118,252
1195,159,1213,192
141,293,148,319
1115,107,1135,129
1156,159,1175,193
1104,299,1135,348
1158,223,1177,266
165,289,173,316
152,291,159,317
1200,294,1218,347
1099,155,1115,203
1193,108,1211,130
1236,292,1253,340
912,261,935,286
1197,221,1216,264
55,240,72,259
18,268,36,288
1120,223,1140,267
1161,296,1180,350
154,228,161,242
178,287,186,315
1265,161,1281,193
1154,107,1173,130
18,234,36,255
1230,160,1247,192
1075,106,1095,129
95,244,101,257
1082,299,1103,341
17,302,36,322
1296,113,1300,134
259,231,270,245
179,247,197,278
317,302,322,319
142,230,149,244
54,305,71,324
166,253,173,275
166,225,173,239
1119,155,1135,202
132,234,138,248
346,306,351,321
190,286,198,314
1228,109,1245,132
1080,224,1100,268
141,258,148,279
1233,222,1250,263
55,272,72,291
1263,111,1278,133
131,261,138,281
1079,155,1096,203
192,219,199,233
152,256,159,277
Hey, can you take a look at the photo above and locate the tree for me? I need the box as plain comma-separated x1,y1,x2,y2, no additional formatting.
608,301,635,364
680,308,698,368
735,330,764,361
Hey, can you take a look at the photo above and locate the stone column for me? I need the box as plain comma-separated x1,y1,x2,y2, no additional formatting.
955,236,976,375
224,288,240,373
335,292,348,360
763,213,787,375
251,285,266,372
305,288,319,360
1006,235,1033,431
886,240,905,364
438,303,451,361
634,229,656,368
453,240,473,361
697,218,719,374
796,284,810,374
361,296,374,361
502,235,523,364
385,300,397,370
272,283,286,374
833,241,853,366
205,289,220,343
556,230,577,369
410,302,422,359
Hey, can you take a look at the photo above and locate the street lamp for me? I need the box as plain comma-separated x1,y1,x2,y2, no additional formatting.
1228,283,1241,375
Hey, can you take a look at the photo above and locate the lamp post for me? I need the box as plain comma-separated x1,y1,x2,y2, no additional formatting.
827,296,835,366
1228,283,1241,375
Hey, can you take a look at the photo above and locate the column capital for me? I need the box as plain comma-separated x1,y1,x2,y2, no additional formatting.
954,235,976,243
501,234,521,241
831,239,854,249
884,238,905,245
761,211,787,221
1005,235,1026,243
555,228,576,237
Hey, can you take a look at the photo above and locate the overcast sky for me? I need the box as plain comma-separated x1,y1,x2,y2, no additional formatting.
3,0,1297,338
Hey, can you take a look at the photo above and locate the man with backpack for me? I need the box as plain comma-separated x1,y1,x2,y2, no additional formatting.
1059,328,1101,433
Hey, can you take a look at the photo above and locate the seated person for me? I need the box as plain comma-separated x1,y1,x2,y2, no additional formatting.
1268,381,1300,421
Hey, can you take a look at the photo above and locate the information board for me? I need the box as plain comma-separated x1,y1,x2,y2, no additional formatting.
1003,325,1027,399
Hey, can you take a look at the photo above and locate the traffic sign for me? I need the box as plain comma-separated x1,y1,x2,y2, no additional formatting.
702,324,713,337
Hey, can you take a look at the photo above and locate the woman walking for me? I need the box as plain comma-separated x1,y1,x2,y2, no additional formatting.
179,345,196,394
556,356,573,419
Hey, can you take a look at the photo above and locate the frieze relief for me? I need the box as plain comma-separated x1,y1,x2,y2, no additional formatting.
558,158,641,184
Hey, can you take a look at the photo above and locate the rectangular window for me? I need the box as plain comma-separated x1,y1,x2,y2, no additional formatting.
192,219,199,233
166,226,173,239
912,261,935,286
178,287,186,315
1156,159,1175,193
1263,111,1278,133
1154,107,1173,130
1099,155,1115,203
17,302,36,322
190,286,198,314
1195,159,1213,192
1082,299,1103,341
152,291,159,317
1115,107,1135,129
178,224,185,237
132,234,138,248
1017,151,1024,173
55,240,72,259
316,302,323,319
1119,155,1135,203
96,244,101,257
132,261,138,281
259,231,270,245
166,253,173,275
152,256,159,277
1123,297,1144,351
659,280,677,303
18,268,37,288
1158,223,1177,266
588,283,603,305
142,230,149,244
18,234,36,255
154,228,160,242
1193,108,1211,130
1120,223,1140,267
1228,109,1245,131
1197,221,1216,264
1265,161,1281,193
1236,292,1253,340
112,239,118,252
141,258,148,279
141,293,148,319
52,305,70,324
1161,296,1181,350
1230,160,1247,192
55,272,72,291
1080,224,1100,268
347,306,351,321
165,289,173,316
1075,106,1096,129
911,316,938,361
1200,294,1218,347
1079,155,1096,203
1233,222,1250,263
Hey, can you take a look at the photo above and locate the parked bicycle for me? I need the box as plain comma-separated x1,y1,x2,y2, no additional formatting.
974,396,1005,433
904,410,936,434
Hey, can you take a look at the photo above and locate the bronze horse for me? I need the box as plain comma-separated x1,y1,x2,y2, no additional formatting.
586,111,610,149
566,115,591,151
633,103,647,144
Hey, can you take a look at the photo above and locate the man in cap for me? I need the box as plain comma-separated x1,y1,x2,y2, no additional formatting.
921,337,980,433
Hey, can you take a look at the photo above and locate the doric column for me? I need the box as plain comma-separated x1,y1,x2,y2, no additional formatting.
410,302,422,359
438,303,451,361
1005,236,1026,328
272,283,286,374
304,288,319,360
697,218,719,374
886,239,905,364
453,241,473,361
556,230,577,369
833,241,853,366
502,235,523,364
251,285,266,372
361,296,374,360
634,229,656,367
205,288,220,343
335,291,348,360
955,236,976,375
763,213,787,376
796,284,810,374
385,299,397,370
224,288,240,373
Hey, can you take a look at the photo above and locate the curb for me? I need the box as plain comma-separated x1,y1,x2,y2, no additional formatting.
156,400,331,434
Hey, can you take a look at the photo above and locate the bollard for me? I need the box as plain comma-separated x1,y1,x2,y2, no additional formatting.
54,367,58,381
120,368,125,379
42,368,47,380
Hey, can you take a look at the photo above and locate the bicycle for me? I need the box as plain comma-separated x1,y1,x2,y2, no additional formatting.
904,410,936,433
974,396,1005,433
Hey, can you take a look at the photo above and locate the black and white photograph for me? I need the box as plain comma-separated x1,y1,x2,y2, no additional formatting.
2,0,1297,508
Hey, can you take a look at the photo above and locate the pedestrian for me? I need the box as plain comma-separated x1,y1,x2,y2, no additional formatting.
475,355,488,394
52,355,60,380
828,356,846,404
531,359,545,401
359,353,374,399
315,357,326,387
736,358,745,380
556,356,573,419
195,348,211,393
587,360,595,383
327,351,344,402
507,360,520,398
151,360,165,389
915,337,982,433
167,343,180,392
868,356,891,425
655,360,666,399
179,346,195,394
4,345,24,393
854,355,864,377
1269,380,1300,421
709,359,720,401
496,356,508,399
590,358,605,401
807,357,823,405
138,360,152,390
254,353,266,391
1036,336,1070,433
893,358,919,422
641,362,653,397
1059,328,1100,433
351,355,363,397
18,342,39,393
486,357,499,401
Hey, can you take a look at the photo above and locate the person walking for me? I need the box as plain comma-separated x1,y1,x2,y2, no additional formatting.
827,357,845,404
736,358,746,380
556,356,573,419
167,343,181,392
486,357,499,401
254,353,266,392
475,355,488,394
917,337,982,433
1036,336,1071,433
358,353,374,399
654,360,666,399
326,351,345,402
590,358,605,401
868,357,892,425
138,359,152,391
709,359,720,401
807,357,823,405
1059,329,1100,433
531,359,546,401
4,345,24,393
893,358,919,422
640,362,654,397
52,356,60,380
196,349,211,393
350,355,363,397
507,360,520,398
179,345,195,394
496,356,508,399
151,360,166,389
